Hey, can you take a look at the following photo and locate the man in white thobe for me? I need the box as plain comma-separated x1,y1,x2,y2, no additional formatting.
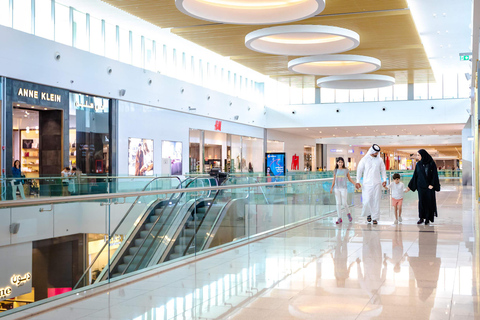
355,144,387,224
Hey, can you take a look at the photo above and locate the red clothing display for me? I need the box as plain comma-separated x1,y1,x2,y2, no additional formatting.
291,154,299,170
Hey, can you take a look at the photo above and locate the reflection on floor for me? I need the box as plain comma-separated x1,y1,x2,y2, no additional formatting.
4,180,479,320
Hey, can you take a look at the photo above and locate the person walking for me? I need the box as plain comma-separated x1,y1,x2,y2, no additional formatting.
330,157,356,224
355,144,387,225
11,160,26,200
407,149,440,225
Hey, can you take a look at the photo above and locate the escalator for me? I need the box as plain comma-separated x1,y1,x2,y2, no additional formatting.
92,176,251,282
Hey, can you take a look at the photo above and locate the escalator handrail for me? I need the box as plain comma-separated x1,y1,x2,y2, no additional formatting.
119,177,211,276
74,175,182,289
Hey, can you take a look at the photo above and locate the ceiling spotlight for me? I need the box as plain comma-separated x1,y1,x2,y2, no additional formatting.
175,0,326,25
245,25,359,56
289,54,381,76
26,127,30,133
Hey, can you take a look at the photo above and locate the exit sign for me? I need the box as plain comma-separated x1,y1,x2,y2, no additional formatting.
460,55,471,61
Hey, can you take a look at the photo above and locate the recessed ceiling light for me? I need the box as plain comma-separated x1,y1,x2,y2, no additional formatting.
333,134,336,136
176,0,326,25
306,128,309,130
44,108,47,110
245,25,360,55
319,131,322,133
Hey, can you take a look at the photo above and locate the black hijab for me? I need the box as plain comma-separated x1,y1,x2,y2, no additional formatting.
418,149,433,164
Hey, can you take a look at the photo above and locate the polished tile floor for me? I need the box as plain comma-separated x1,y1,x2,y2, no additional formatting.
3,180,478,320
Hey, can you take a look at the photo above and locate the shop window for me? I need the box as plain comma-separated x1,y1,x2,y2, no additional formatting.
54,3,71,45
70,93,110,175
13,0,31,33
0,0,12,27
131,32,142,68
34,0,53,40
89,17,104,56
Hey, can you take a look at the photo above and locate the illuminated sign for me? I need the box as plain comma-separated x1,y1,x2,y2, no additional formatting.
330,149,344,153
0,287,12,299
75,101,107,113
348,149,354,154
17,88,62,103
11,273,32,287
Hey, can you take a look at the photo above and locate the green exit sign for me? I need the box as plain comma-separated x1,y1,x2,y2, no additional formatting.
460,55,471,61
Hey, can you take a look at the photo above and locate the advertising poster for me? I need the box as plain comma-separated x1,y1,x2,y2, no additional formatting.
265,153,286,178
128,138,154,176
162,141,183,175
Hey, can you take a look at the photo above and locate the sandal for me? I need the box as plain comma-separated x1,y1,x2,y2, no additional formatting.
373,220,378,225
336,218,342,224
367,215,372,223
347,213,353,222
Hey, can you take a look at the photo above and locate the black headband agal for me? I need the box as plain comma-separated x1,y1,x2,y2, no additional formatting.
372,144,380,152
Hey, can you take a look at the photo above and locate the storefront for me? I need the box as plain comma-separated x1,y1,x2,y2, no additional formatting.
189,129,264,174
3,79,114,198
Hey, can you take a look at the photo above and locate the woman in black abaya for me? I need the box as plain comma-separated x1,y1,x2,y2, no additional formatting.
408,149,440,225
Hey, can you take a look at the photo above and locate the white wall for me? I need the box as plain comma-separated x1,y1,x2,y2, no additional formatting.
118,101,264,175
0,25,266,128
267,99,470,128
267,129,316,172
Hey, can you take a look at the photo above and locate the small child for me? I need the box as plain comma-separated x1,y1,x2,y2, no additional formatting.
384,173,409,224
330,157,356,224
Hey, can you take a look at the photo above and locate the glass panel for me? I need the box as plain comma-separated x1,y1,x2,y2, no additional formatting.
414,82,428,99
73,9,87,51
364,88,378,102
145,38,154,71
458,74,470,98
132,32,142,68
242,137,263,173
393,84,407,100
89,17,104,56
118,28,130,63
290,87,302,104
349,89,363,102
428,77,442,99
379,86,393,101
34,0,53,40
0,0,12,27
303,87,315,104
54,2,71,45
336,89,349,103
104,22,117,60
443,73,458,99
320,88,335,103
13,0,31,33
230,135,242,173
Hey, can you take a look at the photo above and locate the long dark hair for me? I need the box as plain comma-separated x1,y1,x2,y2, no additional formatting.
13,160,20,169
335,157,345,169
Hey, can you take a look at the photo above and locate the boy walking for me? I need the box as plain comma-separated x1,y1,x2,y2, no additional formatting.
385,173,409,224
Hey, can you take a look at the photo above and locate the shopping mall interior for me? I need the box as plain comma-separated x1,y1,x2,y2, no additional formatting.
0,0,479,319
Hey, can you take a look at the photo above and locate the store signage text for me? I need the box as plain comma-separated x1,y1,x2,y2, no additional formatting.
0,287,12,298
11,273,32,287
330,149,344,153
17,88,61,103
75,101,107,113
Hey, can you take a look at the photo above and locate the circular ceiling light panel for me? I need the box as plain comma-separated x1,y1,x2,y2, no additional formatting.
175,0,326,25
317,74,395,89
245,25,360,55
288,54,381,76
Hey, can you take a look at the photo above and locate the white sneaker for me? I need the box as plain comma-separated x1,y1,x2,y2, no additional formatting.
398,216,402,222
394,219,398,224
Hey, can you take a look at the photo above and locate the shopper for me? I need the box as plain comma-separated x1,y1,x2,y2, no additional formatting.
355,144,387,225
61,167,71,196
330,157,356,224
11,160,26,200
408,149,440,225
384,173,409,224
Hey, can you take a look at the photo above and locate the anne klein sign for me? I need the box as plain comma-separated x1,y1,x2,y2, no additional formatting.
17,88,62,103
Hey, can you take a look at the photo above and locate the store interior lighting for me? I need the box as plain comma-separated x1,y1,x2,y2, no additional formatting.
245,25,360,55
176,0,326,25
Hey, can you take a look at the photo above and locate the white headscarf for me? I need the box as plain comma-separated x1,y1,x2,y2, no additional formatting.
366,144,381,157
